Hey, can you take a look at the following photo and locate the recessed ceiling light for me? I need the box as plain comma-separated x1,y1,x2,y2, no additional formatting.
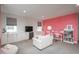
42,16,45,18
23,10,27,13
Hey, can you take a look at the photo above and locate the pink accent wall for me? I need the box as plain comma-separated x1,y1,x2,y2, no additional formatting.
43,13,78,44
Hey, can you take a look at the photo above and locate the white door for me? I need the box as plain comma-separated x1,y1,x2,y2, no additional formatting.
2,17,17,45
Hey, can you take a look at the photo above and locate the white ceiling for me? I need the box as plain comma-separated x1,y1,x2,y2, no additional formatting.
1,4,79,19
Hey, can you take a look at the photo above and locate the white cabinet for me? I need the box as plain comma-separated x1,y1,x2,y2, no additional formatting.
63,29,74,44
2,33,7,45
1,33,17,45
7,33,17,43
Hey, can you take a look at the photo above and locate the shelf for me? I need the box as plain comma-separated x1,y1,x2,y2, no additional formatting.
63,29,74,44
63,40,74,44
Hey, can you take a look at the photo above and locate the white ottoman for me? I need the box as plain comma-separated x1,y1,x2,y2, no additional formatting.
1,44,18,54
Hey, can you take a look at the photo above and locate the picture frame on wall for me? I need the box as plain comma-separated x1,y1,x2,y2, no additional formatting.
37,21,42,26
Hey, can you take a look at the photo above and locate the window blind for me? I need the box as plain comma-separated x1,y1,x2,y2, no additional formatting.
6,17,17,26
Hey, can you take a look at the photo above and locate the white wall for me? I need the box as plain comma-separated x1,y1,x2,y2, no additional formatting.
24,16,41,36
1,13,29,45
1,12,40,45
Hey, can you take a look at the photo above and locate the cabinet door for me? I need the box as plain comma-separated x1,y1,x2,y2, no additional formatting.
7,33,17,43
2,33,7,45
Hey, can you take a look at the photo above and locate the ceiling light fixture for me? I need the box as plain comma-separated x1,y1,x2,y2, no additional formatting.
23,10,27,13
42,16,45,18
41,16,46,19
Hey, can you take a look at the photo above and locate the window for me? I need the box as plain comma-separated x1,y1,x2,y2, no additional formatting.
6,26,17,32
6,17,17,32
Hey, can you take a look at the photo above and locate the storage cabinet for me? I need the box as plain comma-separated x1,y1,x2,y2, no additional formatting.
63,30,74,44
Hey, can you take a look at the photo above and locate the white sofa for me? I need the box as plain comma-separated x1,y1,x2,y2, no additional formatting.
33,34,53,50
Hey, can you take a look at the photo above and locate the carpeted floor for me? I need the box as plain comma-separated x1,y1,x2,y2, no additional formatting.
11,39,79,54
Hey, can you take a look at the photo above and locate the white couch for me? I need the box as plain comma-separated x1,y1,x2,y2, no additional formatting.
33,34,53,50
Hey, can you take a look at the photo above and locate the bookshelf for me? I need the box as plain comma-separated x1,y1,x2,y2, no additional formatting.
63,29,74,44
